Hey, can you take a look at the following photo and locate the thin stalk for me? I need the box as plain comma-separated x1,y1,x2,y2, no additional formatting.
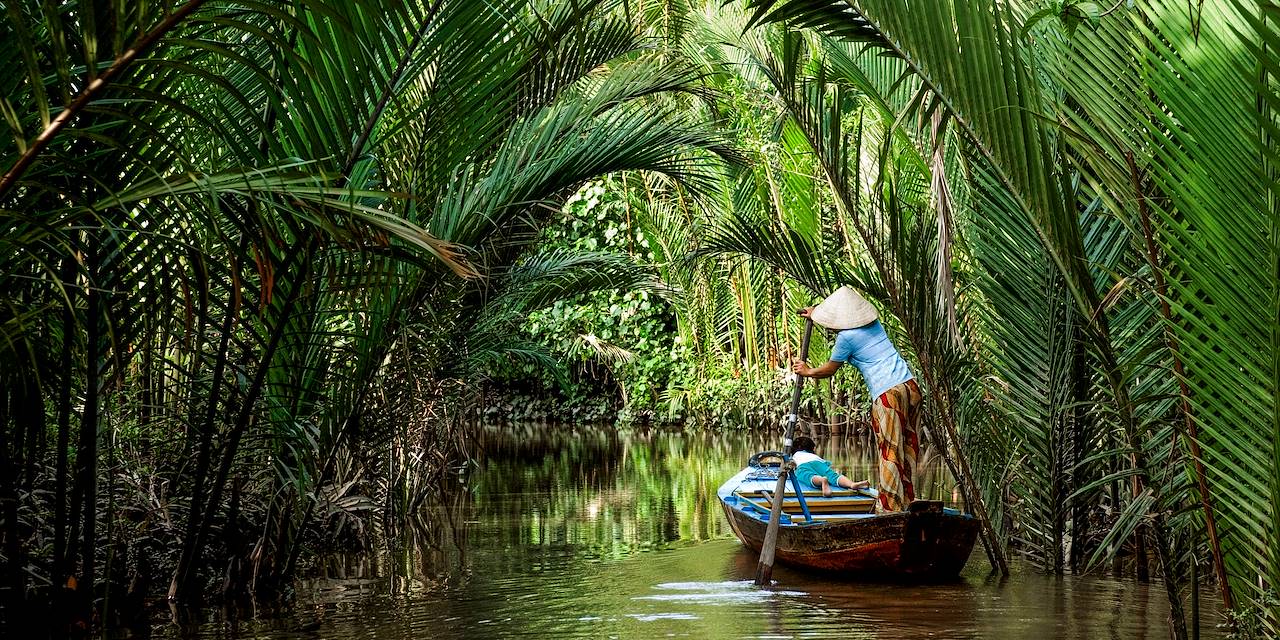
1134,469,1150,582
1150,512,1188,640
174,237,315,602
76,249,102,608
139,316,153,454
1192,558,1200,640
1069,325,1089,572
101,415,117,629
53,261,74,584
19,354,42,496
221,476,244,599
1125,152,1233,610
0,391,23,619
1093,324,1187,640
930,372,1008,576
167,277,238,600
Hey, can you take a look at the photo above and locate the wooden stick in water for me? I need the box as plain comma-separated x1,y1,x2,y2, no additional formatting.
755,317,814,586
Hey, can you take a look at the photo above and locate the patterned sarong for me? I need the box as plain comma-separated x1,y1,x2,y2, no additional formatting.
870,379,922,512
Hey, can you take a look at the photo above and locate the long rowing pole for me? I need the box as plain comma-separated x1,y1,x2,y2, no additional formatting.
754,316,815,586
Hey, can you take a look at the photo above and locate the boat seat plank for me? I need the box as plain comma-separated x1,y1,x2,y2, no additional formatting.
737,488,871,498
734,491,876,515
744,491,876,509
760,503,876,514
758,496,876,508
735,490,874,503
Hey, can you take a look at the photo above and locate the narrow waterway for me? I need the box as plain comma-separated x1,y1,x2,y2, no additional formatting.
159,424,1220,639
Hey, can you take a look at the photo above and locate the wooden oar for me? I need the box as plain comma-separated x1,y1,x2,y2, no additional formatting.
754,316,814,586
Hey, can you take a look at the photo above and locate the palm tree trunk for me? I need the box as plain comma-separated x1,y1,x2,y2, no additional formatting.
53,265,75,585
926,372,1008,575
75,250,103,611
1069,329,1089,573
0,390,24,628
170,237,315,601
1094,327,1186,639
167,282,237,601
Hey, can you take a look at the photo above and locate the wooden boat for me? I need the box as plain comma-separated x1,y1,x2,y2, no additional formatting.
718,456,979,580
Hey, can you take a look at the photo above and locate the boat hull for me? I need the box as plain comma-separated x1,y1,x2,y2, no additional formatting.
727,501,972,578
721,495,979,579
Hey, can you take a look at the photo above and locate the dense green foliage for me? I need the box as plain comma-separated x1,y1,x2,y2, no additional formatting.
486,178,820,427
1,0,1277,637
0,0,731,632
484,180,689,423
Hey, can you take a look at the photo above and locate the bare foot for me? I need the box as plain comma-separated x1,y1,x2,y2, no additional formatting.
852,480,870,490
822,482,833,498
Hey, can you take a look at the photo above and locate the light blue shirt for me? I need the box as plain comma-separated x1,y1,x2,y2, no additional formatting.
829,321,914,400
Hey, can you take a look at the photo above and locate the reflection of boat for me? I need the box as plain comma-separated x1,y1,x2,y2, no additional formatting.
717,458,978,580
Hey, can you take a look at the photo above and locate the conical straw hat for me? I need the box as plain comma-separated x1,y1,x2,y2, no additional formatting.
810,286,878,330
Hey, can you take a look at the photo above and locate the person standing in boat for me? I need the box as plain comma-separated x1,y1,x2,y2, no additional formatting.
790,286,922,513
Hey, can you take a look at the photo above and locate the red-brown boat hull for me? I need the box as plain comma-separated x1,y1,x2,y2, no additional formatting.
722,502,979,579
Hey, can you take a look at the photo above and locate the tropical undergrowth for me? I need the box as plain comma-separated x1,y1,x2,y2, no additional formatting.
0,0,732,634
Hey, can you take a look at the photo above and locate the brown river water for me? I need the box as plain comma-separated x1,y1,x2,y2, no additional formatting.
156,424,1223,639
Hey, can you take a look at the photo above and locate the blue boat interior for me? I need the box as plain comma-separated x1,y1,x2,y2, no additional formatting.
718,462,967,527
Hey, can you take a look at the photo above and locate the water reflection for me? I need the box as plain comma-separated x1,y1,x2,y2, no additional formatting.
467,424,958,558
158,424,1218,639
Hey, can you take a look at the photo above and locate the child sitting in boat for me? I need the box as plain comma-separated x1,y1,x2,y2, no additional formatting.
792,436,870,497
